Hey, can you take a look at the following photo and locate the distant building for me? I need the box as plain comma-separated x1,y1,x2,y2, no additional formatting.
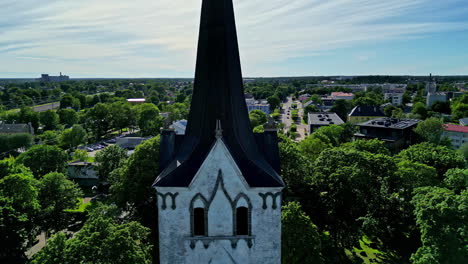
459,118,468,126
246,97,270,114
116,137,150,150
0,123,35,135
331,92,354,100
127,98,146,104
426,92,447,108
171,119,187,135
299,94,311,102
37,72,70,82
443,124,468,149
384,93,403,105
67,161,98,187
307,112,344,133
355,118,420,152
425,74,437,94
348,106,386,124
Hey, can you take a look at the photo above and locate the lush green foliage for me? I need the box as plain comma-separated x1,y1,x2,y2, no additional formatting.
282,202,323,264
32,204,153,264
411,187,467,264
95,145,128,181
16,145,68,177
37,172,83,232
0,133,33,153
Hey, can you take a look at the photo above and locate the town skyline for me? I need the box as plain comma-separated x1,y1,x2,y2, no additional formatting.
1,0,468,78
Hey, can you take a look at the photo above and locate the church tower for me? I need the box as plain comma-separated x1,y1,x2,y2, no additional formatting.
153,0,284,263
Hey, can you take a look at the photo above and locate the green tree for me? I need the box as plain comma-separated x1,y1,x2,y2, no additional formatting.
40,110,59,131
60,95,80,109
444,168,468,194
397,142,465,177
249,109,267,128
18,106,40,132
109,136,159,214
73,149,89,162
0,133,33,153
282,201,323,264
57,108,78,127
267,95,281,111
278,135,314,202
309,148,396,247
412,102,428,119
95,145,128,181
310,125,345,147
342,139,390,155
411,187,467,264
38,130,59,145
413,118,447,145
330,99,352,121
38,172,82,233
137,103,162,136
0,172,40,262
60,125,88,149
299,136,332,161
17,145,68,177
32,207,152,264
85,103,110,140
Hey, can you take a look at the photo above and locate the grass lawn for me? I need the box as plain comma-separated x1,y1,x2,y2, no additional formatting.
65,198,92,213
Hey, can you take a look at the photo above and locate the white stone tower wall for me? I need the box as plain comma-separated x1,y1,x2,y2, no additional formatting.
156,139,282,264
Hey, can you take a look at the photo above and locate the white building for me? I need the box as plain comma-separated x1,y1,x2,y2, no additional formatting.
171,119,187,135
154,0,284,263
443,124,468,149
246,98,270,114
384,93,403,105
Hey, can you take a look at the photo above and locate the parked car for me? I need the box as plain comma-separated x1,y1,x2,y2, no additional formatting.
85,147,94,152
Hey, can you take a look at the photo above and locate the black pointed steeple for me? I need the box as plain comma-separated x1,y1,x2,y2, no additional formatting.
154,0,284,188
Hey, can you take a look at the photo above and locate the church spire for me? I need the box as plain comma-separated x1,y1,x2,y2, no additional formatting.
154,0,283,188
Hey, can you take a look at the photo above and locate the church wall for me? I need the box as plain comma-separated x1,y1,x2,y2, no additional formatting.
156,139,282,264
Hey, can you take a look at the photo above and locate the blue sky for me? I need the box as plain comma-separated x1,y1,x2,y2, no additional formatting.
1,0,467,78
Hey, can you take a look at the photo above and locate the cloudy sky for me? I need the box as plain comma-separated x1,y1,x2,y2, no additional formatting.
1,0,468,78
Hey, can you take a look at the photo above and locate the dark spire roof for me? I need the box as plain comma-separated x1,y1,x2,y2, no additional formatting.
154,0,283,188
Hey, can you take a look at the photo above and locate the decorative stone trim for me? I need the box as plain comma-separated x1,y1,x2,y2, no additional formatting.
258,192,282,209
157,192,179,210
188,169,253,246
188,236,255,249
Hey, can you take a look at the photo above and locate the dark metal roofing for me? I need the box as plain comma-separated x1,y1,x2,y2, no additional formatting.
153,0,284,188
357,118,421,129
349,105,385,117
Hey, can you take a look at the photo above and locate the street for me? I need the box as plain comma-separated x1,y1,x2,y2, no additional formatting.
280,96,308,141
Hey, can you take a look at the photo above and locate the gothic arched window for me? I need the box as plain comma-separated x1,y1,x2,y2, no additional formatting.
193,207,206,236
236,206,249,236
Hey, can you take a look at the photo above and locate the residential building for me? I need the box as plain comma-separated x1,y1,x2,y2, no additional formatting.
355,118,420,152
127,98,146,104
308,112,344,133
37,72,70,82
348,105,386,124
154,0,284,262
426,92,447,108
331,92,354,100
299,94,311,102
0,122,35,135
459,118,468,126
384,93,403,105
443,124,468,149
246,98,270,114
171,119,187,135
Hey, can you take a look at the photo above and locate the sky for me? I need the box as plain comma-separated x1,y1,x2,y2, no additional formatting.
1,0,468,78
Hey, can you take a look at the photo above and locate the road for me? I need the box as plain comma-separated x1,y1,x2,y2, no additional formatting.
280,97,308,141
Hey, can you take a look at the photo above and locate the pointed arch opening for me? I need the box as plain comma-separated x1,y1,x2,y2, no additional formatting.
193,207,206,236
235,206,249,236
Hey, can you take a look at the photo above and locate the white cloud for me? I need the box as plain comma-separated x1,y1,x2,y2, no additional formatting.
0,0,467,77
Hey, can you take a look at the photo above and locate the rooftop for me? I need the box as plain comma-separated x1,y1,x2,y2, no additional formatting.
358,118,420,129
308,112,344,126
349,105,385,117
444,124,468,133
331,92,354,97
